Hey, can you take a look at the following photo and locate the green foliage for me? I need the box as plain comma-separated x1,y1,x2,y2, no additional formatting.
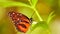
47,11,55,24
26,21,50,34
28,0,38,7
31,21,48,32
0,0,56,34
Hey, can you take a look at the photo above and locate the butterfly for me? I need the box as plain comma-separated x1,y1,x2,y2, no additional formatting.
8,11,32,33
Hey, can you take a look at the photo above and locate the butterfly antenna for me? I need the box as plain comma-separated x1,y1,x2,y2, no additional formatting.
30,11,35,23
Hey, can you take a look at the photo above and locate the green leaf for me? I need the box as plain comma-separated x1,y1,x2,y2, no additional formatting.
30,21,48,32
47,11,55,24
28,0,38,7
0,1,31,8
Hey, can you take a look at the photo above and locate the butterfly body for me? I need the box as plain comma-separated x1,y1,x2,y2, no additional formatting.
8,11,32,33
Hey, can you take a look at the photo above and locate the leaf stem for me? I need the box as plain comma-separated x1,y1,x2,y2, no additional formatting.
32,8,43,21
28,0,43,21
47,11,55,24
28,0,32,6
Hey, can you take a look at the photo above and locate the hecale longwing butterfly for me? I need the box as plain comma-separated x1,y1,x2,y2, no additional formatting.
8,11,32,33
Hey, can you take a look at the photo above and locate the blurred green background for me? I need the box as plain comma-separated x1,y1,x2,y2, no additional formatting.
0,0,60,34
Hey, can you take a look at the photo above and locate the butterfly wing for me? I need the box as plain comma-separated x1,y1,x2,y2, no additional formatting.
8,11,31,33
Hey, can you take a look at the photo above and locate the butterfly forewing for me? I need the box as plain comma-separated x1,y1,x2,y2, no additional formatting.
8,11,31,33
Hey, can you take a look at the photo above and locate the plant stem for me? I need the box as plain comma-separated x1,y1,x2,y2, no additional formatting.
28,0,43,21
32,8,43,21
28,0,32,6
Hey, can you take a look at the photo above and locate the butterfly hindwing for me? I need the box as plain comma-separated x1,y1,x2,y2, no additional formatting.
8,11,32,33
